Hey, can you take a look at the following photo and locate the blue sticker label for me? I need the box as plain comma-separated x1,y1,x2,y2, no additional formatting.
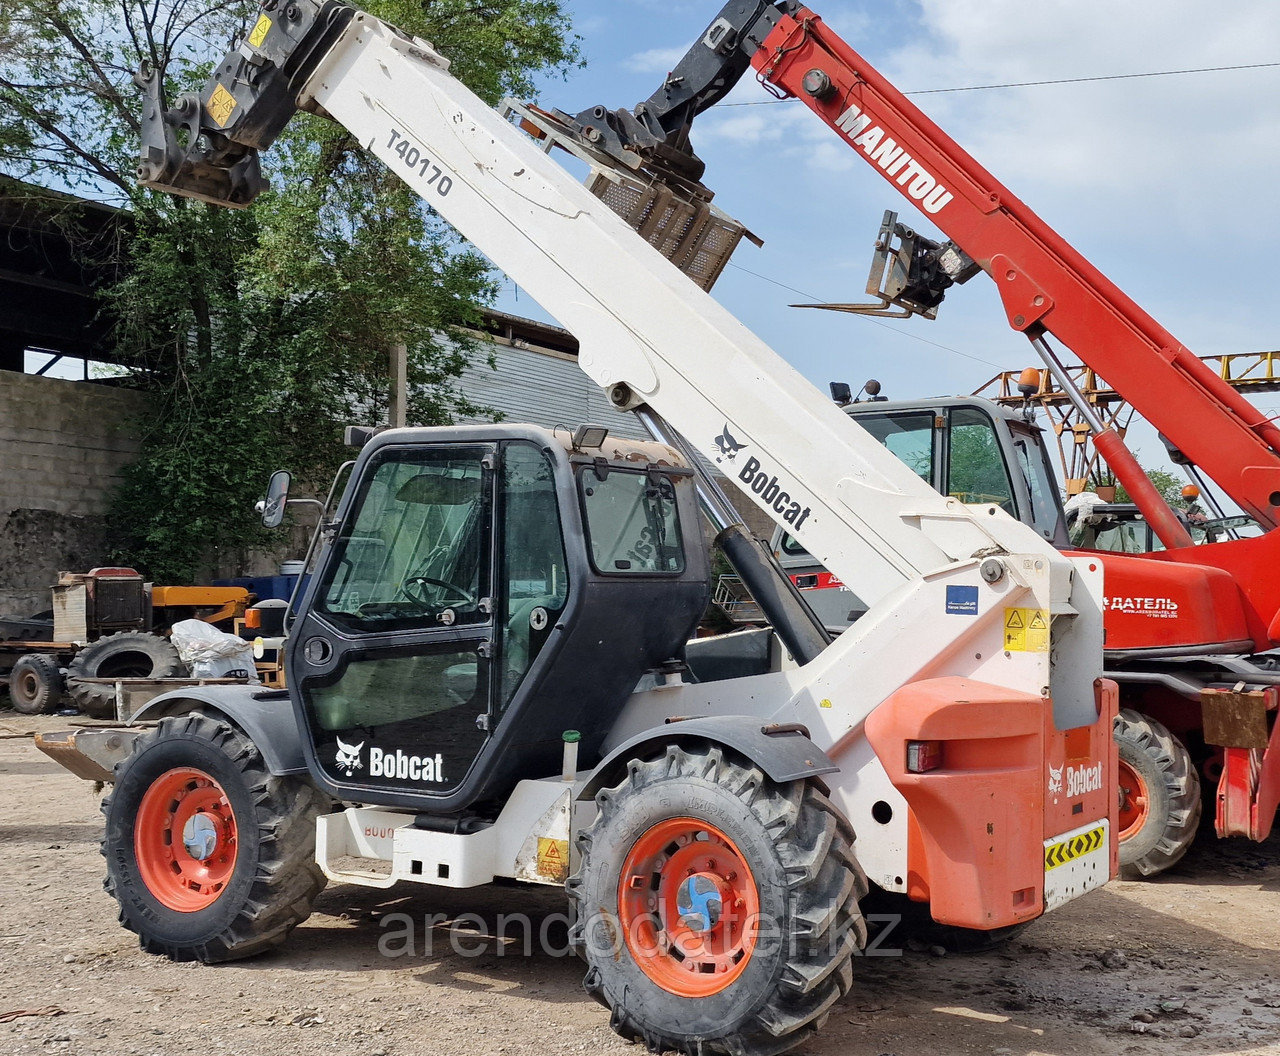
946,584,979,616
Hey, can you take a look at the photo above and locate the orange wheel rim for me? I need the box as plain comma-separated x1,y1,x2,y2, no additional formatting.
1116,759,1150,841
617,817,761,998
134,767,238,912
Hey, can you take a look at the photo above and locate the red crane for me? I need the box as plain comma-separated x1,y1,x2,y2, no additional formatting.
562,1,1279,864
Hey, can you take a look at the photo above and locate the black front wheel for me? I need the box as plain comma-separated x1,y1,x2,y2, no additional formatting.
1114,708,1201,879
102,711,327,962
569,744,867,1056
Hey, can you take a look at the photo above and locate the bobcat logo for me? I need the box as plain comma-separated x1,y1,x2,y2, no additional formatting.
1048,764,1063,796
714,424,747,463
335,737,364,777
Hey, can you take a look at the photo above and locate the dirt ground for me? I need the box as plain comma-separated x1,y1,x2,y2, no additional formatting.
1,710,1277,1056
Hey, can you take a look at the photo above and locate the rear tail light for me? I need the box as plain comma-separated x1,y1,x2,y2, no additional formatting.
906,740,944,773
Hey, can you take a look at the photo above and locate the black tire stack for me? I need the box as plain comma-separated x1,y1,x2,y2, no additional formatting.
66,632,187,719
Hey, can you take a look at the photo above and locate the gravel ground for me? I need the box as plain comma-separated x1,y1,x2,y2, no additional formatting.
1,710,1277,1056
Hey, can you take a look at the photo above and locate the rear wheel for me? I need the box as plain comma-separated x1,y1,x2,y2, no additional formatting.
1114,709,1200,879
569,744,867,1056
7,653,63,714
102,711,327,961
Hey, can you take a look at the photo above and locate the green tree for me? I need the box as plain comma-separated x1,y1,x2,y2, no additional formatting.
1095,467,1193,509
0,0,580,581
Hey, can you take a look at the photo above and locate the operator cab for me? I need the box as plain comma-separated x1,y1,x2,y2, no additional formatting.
1065,498,1260,552
284,424,709,815
771,395,1066,632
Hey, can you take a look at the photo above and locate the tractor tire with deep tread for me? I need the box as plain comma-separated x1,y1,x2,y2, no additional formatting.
1114,708,1201,879
67,632,186,718
568,744,868,1056
7,653,64,714
102,710,327,962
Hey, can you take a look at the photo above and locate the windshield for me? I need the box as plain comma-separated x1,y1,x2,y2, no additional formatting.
948,407,1016,513
857,411,935,482
1071,514,1154,553
316,447,490,633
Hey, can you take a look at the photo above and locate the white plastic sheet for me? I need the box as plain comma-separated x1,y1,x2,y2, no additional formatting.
170,620,260,682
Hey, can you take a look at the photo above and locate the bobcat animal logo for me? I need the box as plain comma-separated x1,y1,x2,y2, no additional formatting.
1047,764,1063,796
335,737,364,777
714,424,747,463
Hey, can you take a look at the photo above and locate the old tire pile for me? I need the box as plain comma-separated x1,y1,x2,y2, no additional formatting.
67,632,186,719
7,653,64,714
1114,708,1201,879
0,612,54,643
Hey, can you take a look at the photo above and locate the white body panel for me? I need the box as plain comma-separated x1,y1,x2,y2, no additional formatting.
317,779,575,889
1043,819,1110,911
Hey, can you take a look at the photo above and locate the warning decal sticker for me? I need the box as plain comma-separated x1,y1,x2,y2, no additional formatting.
206,83,237,128
536,837,569,882
248,14,272,48
1004,607,1049,652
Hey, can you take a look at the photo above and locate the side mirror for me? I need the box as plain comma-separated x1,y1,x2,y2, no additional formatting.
261,470,292,528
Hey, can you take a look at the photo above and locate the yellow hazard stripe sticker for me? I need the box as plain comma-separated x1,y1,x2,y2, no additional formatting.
1044,824,1105,870
1004,606,1049,652
248,13,272,48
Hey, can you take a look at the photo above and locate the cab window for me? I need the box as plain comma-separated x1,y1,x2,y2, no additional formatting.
948,407,1015,514
1013,436,1066,541
316,447,490,633
580,468,684,574
779,532,809,556
858,412,935,483
499,443,569,707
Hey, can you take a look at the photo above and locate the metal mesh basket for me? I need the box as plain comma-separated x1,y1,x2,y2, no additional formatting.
501,98,756,292
587,171,750,292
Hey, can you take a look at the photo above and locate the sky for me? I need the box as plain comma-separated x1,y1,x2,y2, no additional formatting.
492,0,1280,500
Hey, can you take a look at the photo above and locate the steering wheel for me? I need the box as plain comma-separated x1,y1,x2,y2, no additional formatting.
400,575,476,609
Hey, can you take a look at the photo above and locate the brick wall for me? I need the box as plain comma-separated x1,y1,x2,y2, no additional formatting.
0,373,146,616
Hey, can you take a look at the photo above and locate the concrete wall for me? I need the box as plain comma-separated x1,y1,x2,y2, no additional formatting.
0,373,146,616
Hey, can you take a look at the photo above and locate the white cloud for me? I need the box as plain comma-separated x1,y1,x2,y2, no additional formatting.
625,45,691,74
882,0,1280,217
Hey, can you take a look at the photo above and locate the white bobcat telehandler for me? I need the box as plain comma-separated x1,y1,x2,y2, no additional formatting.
39,3,1118,1053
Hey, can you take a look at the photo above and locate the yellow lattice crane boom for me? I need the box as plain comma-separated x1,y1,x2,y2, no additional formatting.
976,351,1280,494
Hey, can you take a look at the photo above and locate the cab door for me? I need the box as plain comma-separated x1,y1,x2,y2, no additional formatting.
287,443,496,798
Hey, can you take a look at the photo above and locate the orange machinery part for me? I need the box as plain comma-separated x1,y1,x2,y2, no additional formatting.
149,585,251,625
865,675,1118,929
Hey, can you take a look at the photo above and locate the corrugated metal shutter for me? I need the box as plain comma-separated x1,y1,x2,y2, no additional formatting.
455,341,646,440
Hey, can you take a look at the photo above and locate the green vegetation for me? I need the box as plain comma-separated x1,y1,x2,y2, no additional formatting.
0,0,580,581
1093,467,1194,509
